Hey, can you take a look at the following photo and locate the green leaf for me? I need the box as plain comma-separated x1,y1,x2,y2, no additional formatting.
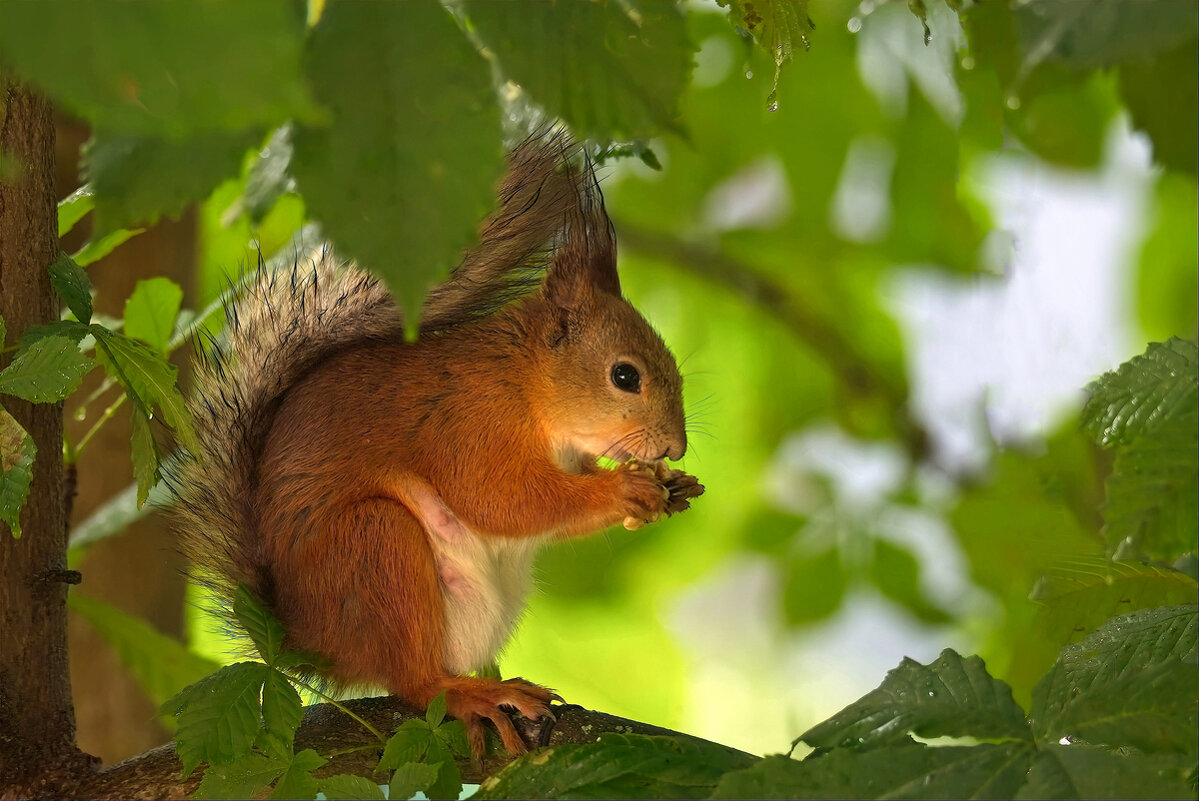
0,0,318,137
291,1,503,328
1017,744,1197,800
1104,408,1199,560
1119,39,1198,175
1031,557,1199,646
434,719,471,759
270,748,326,801
466,1,693,140
318,774,385,801
72,227,144,267
1014,0,1197,73
0,335,96,403
378,719,434,772
84,130,261,236
233,583,288,665
0,409,36,538
124,277,184,353
423,736,461,801
713,741,1034,800
1082,339,1198,448
161,661,267,779
91,328,199,451
869,539,952,625
129,407,163,508
425,691,447,728
243,125,295,225
195,751,289,801
1031,605,1198,753
68,592,220,712
48,253,93,324
722,0,813,63
58,186,95,238
387,761,439,801
799,649,1032,750
782,541,847,625
475,733,757,800
258,669,303,760
16,320,93,349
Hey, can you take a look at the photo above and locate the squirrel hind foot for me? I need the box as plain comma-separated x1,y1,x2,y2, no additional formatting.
432,676,560,758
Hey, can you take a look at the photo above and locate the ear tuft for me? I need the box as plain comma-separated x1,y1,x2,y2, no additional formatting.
541,155,620,315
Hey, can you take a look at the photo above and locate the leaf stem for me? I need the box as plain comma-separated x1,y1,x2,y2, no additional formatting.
286,674,386,743
74,392,126,458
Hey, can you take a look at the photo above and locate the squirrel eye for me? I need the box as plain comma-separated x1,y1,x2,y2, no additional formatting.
610,362,641,393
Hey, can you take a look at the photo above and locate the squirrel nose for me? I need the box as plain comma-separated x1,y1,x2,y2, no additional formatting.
660,435,686,462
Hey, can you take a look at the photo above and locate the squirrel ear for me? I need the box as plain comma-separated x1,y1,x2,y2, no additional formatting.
542,168,621,316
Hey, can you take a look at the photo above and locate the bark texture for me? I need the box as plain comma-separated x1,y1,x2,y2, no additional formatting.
0,81,95,797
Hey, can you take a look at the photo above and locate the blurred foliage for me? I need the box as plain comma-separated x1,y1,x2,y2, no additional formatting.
0,0,1196,789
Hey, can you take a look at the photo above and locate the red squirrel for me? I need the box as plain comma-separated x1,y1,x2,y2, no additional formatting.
170,133,703,757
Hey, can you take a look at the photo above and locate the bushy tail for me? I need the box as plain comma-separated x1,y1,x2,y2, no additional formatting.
168,130,596,622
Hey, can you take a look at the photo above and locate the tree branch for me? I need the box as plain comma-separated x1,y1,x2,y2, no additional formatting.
76,696,753,800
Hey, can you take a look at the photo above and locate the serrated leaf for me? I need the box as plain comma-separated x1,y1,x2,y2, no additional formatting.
162,661,267,779
124,277,184,353
68,593,220,712
799,649,1031,750
318,773,385,801
1082,338,1198,448
1016,743,1195,800
378,719,434,772
129,407,163,508
0,0,317,137
425,691,447,728
0,409,36,538
387,761,439,801
718,0,812,68
72,227,144,267
244,125,295,225
291,1,503,328
85,130,261,237
233,583,288,665
1031,557,1199,646
195,751,289,801
48,253,93,324
466,1,693,140
91,328,199,452
423,736,461,801
1103,406,1199,559
475,733,757,800
58,186,95,238
16,320,92,349
270,748,326,801
713,741,1034,800
258,669,302,760
434,719,471,759
1031,605,1198,753
0,335,96,403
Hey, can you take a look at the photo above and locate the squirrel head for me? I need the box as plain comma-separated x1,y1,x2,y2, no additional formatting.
531,198,687,470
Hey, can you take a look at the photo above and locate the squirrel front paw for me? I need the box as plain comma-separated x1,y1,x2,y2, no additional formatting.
618,459,704,530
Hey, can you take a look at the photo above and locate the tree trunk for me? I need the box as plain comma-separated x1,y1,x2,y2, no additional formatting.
0,79,94,797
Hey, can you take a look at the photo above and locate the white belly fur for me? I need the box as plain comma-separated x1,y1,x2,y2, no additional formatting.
401,478,547,675
429,527,544,675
